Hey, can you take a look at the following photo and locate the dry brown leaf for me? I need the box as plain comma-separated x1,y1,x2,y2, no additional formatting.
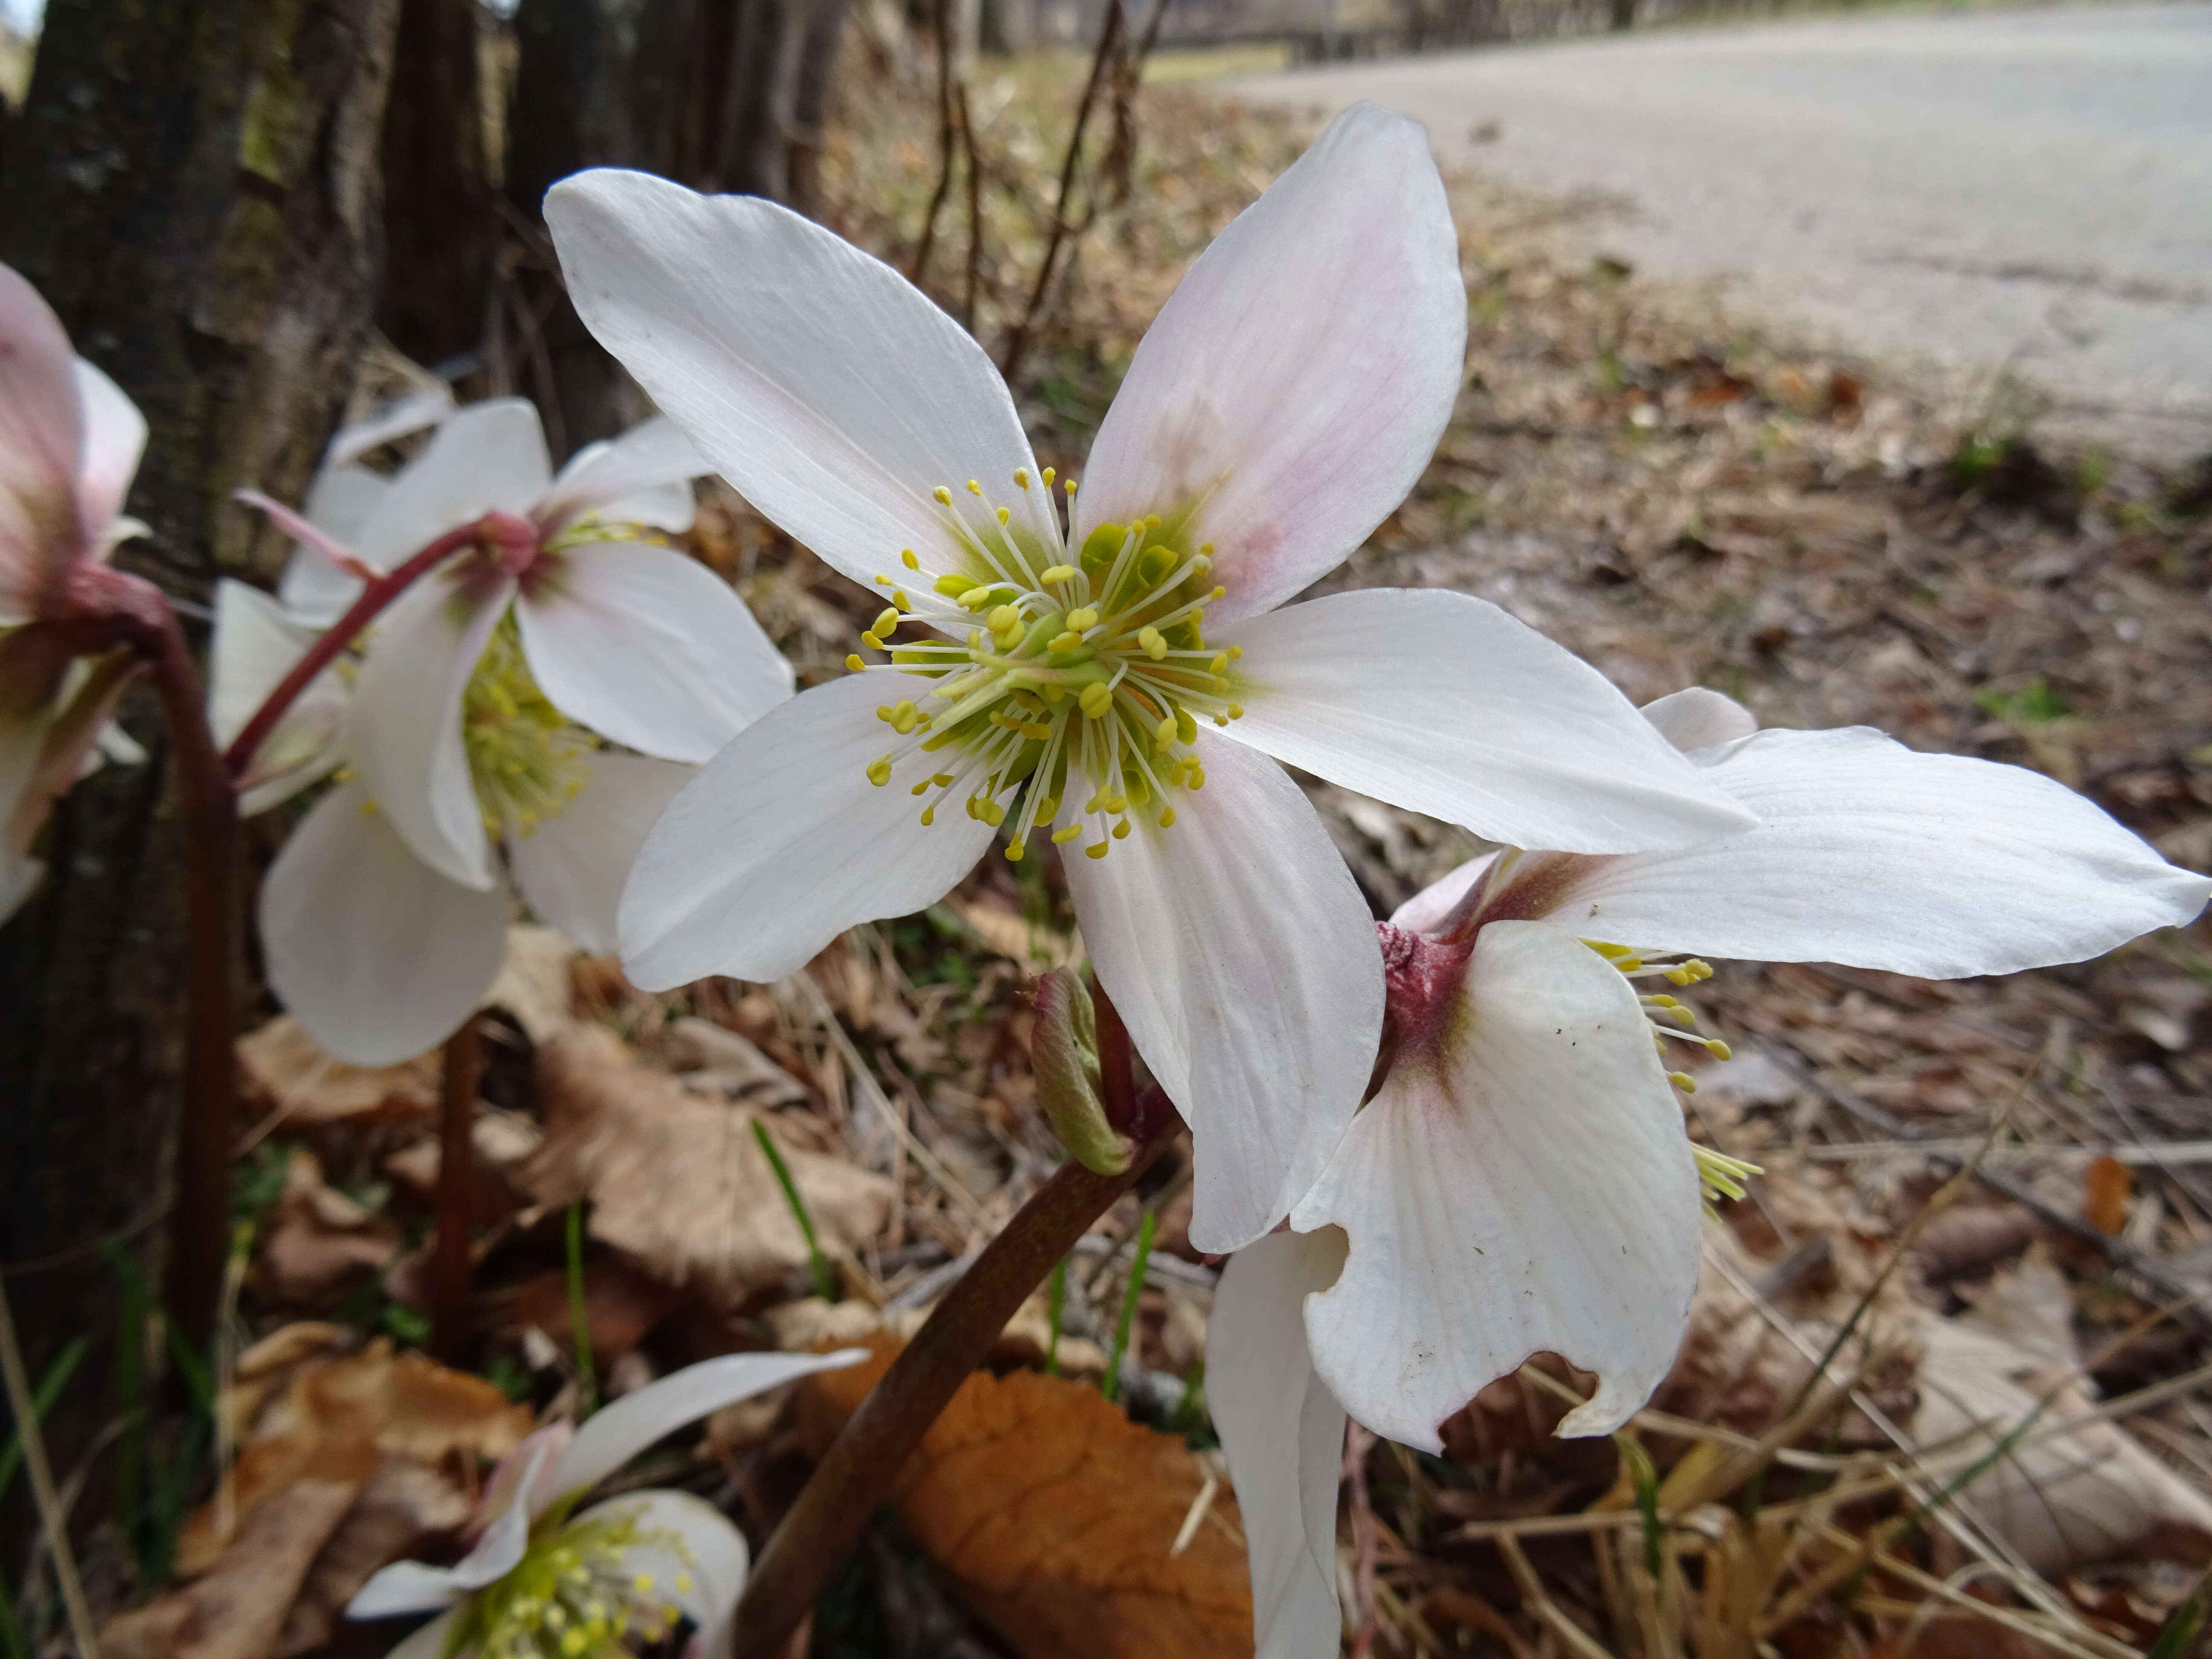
2083,1154,2133,1237
943,892,1081,971
799,1337,1253,1659
276,1458,472,1657
664,1014,810,1104
236,1017,439,1125
518,1028,893,1308
510,1255,681,1362
251,1148,402,1312
483,923,585,1045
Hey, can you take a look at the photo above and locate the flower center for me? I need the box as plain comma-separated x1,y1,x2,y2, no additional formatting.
464,616,590,834
457,1511,690,1659
844,471,1247,863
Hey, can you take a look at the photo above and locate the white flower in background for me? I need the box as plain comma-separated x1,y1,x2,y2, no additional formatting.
221,398,796,1065
348,1349,865,1659
1210,686,2212,1655
545,102,1756,1254
0,260,151,921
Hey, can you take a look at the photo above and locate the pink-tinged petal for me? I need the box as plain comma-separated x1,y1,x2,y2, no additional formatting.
1292,920,1703,1450
345,1560,469,1619
545,170,1052,590
0,263,88,617
550,1350,869,1502
1074,104,1464,623
15,651,138,849
538,416,702,535
325,384,455,469
351,566,513,889
278,463,391,623
1060,736,1381,1253
1639,687,1758,753
71,358,146,546
509,752,693,954
381,1609,463,1657
515,543,792,763
349,399,551,573
1211,1230,1348,1659
620,673,995,989
478,1422,575,1528
1508,725,2212,976
1390,852,1495,937
1221,589,1756,853
208,580,348,816
260,783,511,1066
589,1490,750,1659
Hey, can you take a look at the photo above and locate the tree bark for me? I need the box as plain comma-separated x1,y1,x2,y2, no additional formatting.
380,0,492,366
0,0,399,1541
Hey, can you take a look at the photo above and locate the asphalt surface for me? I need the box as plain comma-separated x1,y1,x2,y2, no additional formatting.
1229,4,2212,457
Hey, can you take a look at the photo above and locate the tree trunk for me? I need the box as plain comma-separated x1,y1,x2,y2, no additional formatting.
0,0,398,1552
505,0,848,448
380,0,492,367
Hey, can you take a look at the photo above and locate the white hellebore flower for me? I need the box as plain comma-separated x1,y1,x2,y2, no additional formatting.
348,1348,866,1659
0,260,151,921
1210,687,2211,1656
233,399,796,1065
544,102,1755,1254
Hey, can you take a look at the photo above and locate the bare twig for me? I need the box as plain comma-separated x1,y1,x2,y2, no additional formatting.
958,81,983,331
910,0,959,285
431,1017,483,1364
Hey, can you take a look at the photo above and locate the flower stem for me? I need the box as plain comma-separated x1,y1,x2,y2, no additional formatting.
730,1088,1183,1659
431,1016,482,1364
565,1202,596,1415
218,516,489,781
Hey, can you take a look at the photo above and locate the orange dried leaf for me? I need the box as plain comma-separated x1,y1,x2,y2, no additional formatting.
2083,1154,2132,1236
801,1339,1252,1659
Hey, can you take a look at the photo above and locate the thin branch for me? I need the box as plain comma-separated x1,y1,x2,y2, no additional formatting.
959,81,984,331
910,0,959,284
431,1017,482,1364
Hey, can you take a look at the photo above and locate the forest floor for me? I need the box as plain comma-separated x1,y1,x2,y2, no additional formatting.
70,42,2212,1659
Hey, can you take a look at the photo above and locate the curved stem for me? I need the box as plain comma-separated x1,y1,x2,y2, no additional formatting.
731,1089,1183,1659
431,1016,482,1365
219,518,486,781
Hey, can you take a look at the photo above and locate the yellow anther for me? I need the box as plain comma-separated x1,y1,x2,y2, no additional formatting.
1041,564,1077,582
1006,838,1025,862
894,588,911,608
1014,468,1031,489
1112,818,1130,839
933,772,953,786
876,703,896,722
1085,841,1109,859
891,700,920,735
934,486,952,504
997,506,1010,525
1213,714,1227,727
987,605,1021,638
935,573,977,598
846,653,865,671
866,756,893,787
1052,823,1083,844
1157,806,1176,827
1103,793,1126,814
961,587,997,611
1209,585,1227,600
1064,479,1077,497
1154,714,1178,748
633,1575,657,1595
875,574,894,586
1227,645,1243,660
1175,709,1197,745
1139,626,1167,659
873,607,899,637
1190,766,1206,789
966,479,983,496
1065,607,1099,631
1042,467,1056,487
902,548,920,569
1049,631,1083,653
920,804,936,825
910,780,930,795
1209,652,1228,674
1226,703,1243,719
1041,683,1065,703
982,799,1006,826
1078,682,1113,719
1144,514,1161,530
1668,1071,1698,1093
1199,541,1214,555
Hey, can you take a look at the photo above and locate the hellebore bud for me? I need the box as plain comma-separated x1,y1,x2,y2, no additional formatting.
1032,968,1133,1176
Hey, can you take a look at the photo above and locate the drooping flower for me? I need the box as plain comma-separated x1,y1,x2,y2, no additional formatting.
222,398,797,1065
0,261,151,920
1209,687,2212,1653
348,1349,866,1659
544,102,1756,1254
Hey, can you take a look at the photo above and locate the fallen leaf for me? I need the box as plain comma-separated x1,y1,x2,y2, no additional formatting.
236,1017,439,1125
276,1458,471,1656
483,923,584,1046
518,1028,894,1309
251,1148,402,1312
664,1014,810,1105
799,1337,1252,1659
2083,1154,2132,1236
510,1255,681,1362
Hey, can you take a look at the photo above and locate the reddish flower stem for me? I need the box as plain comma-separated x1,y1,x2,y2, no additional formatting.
431,1016,483,1364
218,517,491,781
732,1095,1180,1659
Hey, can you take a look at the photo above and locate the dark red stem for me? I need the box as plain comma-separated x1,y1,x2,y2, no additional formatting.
219,517,489,781
731,1086,1183,1659
431,1017,482,1363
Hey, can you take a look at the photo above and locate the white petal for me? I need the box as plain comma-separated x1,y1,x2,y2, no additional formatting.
509,752,693,954
515,544,792,763
620,673,995,989
260,783,512,1066
449,1440,545,1586
382,1610,464,1658
588,1490,750,1659
1073,104,1464,624
1292,920,1703,1450
1389,852,1494,937
326,384,455,469
550,1349,869,1501
349,400,552,573
1640,687,1758,753
1533,726,2212,976
0,263,87,617
278,463,391,623
208,580,348,816
1211,1231,1348,1659
545,170,1051,591
346,1561,467,1619
1221,589,1756,853
539,415,702,534
1060,736,1381,1253
71,358,145,543
351,568,513,888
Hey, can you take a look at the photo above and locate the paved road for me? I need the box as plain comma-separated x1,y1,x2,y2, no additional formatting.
1230,4,2212,457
